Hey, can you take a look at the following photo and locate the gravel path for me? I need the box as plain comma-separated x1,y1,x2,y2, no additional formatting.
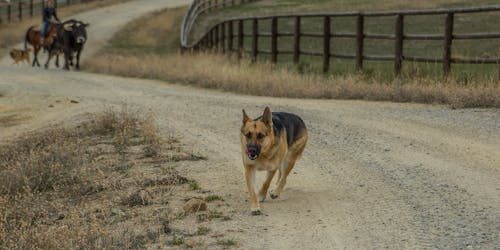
1,1,499,249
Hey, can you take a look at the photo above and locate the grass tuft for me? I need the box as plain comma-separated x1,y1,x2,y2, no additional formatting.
168,234,185,246
196,226,211,235
188,180,201,191
205,194,224,202
217,238,237,247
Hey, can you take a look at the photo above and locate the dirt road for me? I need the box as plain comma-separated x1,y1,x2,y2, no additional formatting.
1,1,499,249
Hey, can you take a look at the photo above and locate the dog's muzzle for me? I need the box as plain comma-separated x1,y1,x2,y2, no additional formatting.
246,145,260,160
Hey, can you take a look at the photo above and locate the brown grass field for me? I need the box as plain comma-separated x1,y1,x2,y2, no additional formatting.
0,108,235,249
83,7,500,108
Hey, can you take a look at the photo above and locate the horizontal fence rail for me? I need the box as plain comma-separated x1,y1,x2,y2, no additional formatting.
181,4,500,76
0,0,95,24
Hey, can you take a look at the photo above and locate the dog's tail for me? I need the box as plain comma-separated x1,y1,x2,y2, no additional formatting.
24,26,34,51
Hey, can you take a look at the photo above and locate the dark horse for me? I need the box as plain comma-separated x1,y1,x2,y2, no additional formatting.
24,22,60,67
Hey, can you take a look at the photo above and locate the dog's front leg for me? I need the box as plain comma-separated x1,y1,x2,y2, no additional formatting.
245,166,261,215
258,169,276,202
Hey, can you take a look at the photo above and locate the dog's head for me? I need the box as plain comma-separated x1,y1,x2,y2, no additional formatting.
241,107,274,161
9,49,19,57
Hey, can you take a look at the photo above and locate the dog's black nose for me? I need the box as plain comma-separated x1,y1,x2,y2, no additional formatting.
247,145,260,160
247,145,259,155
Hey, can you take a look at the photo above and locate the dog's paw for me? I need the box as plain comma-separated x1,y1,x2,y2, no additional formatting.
258,193,267,202
251,208,262,216
269,189,279,199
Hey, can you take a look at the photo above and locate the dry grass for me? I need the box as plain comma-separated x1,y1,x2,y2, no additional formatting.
0,107,212,249
0,0,129,56
81,5,500,108
83,53,500,108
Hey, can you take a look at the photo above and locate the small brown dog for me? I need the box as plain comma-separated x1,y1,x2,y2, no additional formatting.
240,107,307,215
9,48,31,65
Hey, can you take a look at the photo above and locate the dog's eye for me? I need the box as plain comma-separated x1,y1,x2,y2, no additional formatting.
257,133,265,139
245,132,252,139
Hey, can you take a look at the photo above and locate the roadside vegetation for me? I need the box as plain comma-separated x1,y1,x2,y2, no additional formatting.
83,5,499,108
0,107,231,249
0,0,129,56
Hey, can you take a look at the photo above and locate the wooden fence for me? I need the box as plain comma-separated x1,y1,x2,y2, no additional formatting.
0,0,93,24
180,0,258,49
181,4,500,76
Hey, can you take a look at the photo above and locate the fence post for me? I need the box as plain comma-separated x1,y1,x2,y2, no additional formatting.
443,12,454,76
212,28,217,50
271,17,278,63
228,20,234,54
208,32,212,49
18,1,22,21
323,16,331,73
394,14,404,76
214,25,219,51
238,20,244,59
7,3,11,23
356,14,364,71
221,22,226,53
203,35,209,51
251,18,258,62
293,16,301,64
30,0,34,17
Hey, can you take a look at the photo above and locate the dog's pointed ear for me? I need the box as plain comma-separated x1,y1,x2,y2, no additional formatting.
262,107,272,125
242,109,251,124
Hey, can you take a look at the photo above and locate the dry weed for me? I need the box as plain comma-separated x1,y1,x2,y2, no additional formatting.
84,53,500,108
0,107,206,249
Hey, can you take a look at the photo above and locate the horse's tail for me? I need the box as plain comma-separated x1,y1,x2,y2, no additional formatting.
24,26,34,51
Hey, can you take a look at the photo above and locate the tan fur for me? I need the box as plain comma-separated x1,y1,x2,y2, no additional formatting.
9,48,31,65
240,107,307,215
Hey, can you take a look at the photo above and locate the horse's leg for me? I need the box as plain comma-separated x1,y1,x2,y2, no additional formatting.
35,46,41,67
44,50,54,69
32,46,39,67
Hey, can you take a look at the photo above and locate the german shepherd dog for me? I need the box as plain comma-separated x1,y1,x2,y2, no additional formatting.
9,48,31,65
240,107,307,215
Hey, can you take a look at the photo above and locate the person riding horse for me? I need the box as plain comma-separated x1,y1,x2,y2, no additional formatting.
40,0,60,45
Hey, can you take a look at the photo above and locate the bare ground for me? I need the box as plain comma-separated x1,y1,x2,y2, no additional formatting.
1,0,499,249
